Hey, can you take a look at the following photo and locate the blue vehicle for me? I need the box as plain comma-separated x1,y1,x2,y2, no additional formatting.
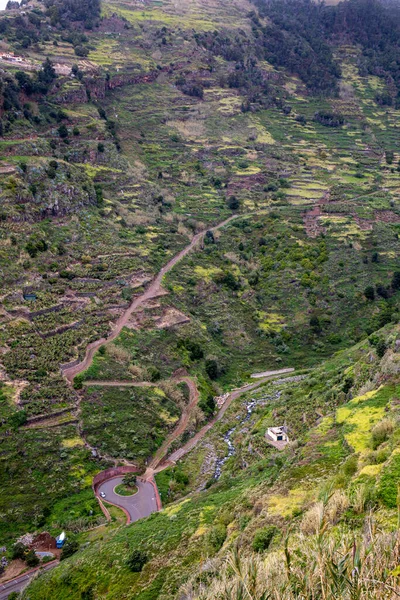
56,531,66,549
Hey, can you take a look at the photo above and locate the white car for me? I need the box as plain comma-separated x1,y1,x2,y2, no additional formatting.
100,492,106,498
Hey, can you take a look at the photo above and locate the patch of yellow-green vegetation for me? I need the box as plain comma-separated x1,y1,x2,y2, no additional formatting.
107,3,224,31
233,164,262,176
77,163,123,178
248,117,275,144
267,487,309,517
338,173,372,188
159,408,179,425
70,465,86,479
348,388,381,405
62,437,85,448
359,463,384,477
313,416,335,435
163,498,191,517
286,188,324,200
153,387,166,397
336,388,386,452
88,38,120,66
194,265,222,282
8,317,30,329
319,215,369,240
217,95,243,115
256,311,286,334
167,119,206,142
193,505,215,537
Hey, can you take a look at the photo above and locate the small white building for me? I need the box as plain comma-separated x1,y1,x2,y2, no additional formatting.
267,426,289,443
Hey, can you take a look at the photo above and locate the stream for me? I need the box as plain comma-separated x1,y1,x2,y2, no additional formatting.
214,398,259,479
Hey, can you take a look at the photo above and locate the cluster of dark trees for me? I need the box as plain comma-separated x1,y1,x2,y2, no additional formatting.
365,271,400,302
43,0,101,29
195,0,400,102
0,59,57,135
314,111,345,127
252,0,400,103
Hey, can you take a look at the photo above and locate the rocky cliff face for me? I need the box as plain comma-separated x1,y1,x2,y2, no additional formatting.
50,70,163,104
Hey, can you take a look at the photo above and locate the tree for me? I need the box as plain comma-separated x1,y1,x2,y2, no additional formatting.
310,315,321,333
376,340,387,358
11,542,27,560
15,71,34,95
25,549,39,567
58,124,68,139
37,58,57,87
126,549,147,572
364,286,375,301
371,251,379,263
60,540,79,560
205,230,215,244
227,195,240,210
122,473,137,487
252,526,278,552
392,271,400,290
205,358,220,380
376,284,388,299
199,394,216,417
386,150,394,165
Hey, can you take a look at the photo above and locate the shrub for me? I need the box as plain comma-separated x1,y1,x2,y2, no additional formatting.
25,549,39,567
364,286,375,301
73,374,83,390
25,550,40,567
122,473,137,487
126,549,147,572
199,394,216,417
227,195,240,210
252,526,278,552
206,524,227,552
376,340,387,358
60,540,79,560
342,454,358,477
371,419,394,449
205,358,220,380
11,542,27,560
58,124,68,139
9,410,27,429
392,271,400,290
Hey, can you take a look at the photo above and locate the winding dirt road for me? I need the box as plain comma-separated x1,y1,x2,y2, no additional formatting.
62,215,239,383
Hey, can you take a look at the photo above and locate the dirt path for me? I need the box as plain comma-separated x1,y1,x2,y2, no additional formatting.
146,376,199,474
83,380,155,387
250,367,294,379
61,215,238,383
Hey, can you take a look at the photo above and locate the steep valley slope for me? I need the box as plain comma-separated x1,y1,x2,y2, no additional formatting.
0,0,400,597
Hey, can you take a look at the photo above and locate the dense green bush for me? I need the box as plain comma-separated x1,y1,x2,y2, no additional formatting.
60,540,79,561
206,524,227,552
126,550,148,572
252,525,278,552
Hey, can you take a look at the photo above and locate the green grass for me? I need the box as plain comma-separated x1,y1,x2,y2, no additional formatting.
114,483,138,496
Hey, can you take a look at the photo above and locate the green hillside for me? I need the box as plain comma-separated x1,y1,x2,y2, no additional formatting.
24,323,400,599
0,0,399,596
